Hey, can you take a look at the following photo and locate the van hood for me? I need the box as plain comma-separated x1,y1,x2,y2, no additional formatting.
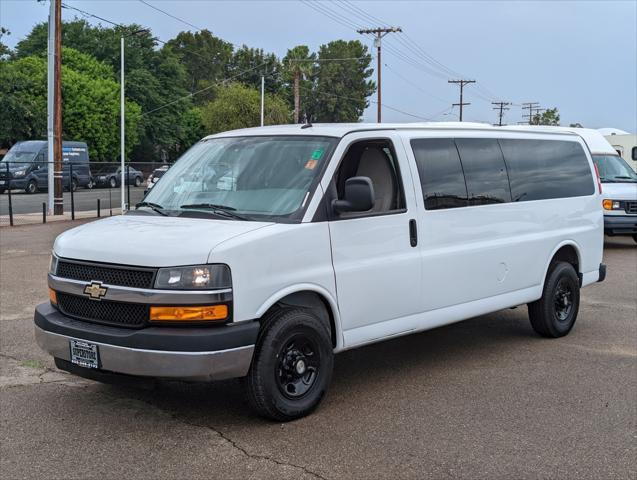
53,214,274,267
601,181,637,201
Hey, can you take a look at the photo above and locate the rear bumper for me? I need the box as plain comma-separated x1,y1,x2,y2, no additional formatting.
604,215,637,236
34,302,258,381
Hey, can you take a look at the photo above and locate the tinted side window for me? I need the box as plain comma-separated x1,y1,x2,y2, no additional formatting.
499,139,594,201
455,138,512,205
411,138,468,210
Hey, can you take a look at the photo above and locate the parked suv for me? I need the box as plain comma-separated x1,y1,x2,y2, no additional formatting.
35,123,606,421
0,140,91,193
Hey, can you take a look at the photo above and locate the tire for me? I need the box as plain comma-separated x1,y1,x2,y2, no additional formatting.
71,179,78,192
633,234,637,244
528,261,580,338
134,176,142,187
25,179,38,194
109,177,117,189
87,179,94,190
245,308,334,421
0,189,5,194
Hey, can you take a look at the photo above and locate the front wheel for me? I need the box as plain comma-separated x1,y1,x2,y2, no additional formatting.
134,176,142,187
25,179,38,194
528,261,580,338
245,308,334,421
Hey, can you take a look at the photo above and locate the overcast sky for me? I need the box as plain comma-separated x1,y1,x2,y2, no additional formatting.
1,0,636,131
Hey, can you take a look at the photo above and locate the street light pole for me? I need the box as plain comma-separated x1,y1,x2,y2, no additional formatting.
260,75,265,127
120,35,126,212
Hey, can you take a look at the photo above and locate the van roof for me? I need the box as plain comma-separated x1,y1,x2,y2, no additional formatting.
10,140,88,151
504,126,617,155
203,122,582,141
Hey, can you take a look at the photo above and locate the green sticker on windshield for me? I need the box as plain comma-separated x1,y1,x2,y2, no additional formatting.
311,149,324,160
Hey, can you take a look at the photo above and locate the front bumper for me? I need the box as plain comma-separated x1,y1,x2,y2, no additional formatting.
34,302,258,381
604,215,637,236
0,178,27,189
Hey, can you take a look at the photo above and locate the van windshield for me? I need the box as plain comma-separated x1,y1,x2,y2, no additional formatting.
592,154,637,183
142,136,337,221
1,150,38,168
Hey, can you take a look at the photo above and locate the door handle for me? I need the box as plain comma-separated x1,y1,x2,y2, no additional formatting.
409,219,418,247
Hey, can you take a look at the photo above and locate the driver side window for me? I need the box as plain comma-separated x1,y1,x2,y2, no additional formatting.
332,139,405,216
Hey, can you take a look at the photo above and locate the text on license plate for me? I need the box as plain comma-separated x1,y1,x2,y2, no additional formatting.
70,339,99,369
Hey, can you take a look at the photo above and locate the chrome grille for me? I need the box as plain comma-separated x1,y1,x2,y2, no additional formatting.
56,260,155,289
57,292,148,328
625,201,637,214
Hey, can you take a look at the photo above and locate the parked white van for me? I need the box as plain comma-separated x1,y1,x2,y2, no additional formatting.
35,123,606,420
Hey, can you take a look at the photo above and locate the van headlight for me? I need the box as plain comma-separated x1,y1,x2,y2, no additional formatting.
13,170,26,178
49,253,59,275
602,199,623,210
154,264,231,290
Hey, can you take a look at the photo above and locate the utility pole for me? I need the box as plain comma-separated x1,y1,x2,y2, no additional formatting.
46,0,56,215
448,79,475,121
357,26,402,123
491,101,510,126
260,74,265,127
521,102,540,125
53,0,63,215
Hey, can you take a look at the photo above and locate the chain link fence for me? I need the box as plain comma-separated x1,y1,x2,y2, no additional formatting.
0,161,168,227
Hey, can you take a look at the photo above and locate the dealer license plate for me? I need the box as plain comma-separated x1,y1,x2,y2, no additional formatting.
69,339,99,369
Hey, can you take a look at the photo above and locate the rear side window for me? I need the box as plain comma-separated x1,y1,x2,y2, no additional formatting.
499,139,594,201
411,138,468,210
455,138,511,205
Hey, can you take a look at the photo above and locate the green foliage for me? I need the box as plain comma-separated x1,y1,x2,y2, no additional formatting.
308,40,375,122
0,27,11,59
201,82,290,134
231,45,282,94
165,30,233,104
533,107,560,126
0,48,141,159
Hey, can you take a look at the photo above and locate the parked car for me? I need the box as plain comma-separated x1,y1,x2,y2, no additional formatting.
144,165,170,195
35,123,605,421
0,140,91,194
93,165,144,188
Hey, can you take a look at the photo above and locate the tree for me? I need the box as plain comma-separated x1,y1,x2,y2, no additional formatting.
230,45,282,95
569,122,583,128
165,30,233,104
0,27,10,60
0,48,141,159
200,82,290,134
532,107,560,126
308,40,375,122
282,46,315,123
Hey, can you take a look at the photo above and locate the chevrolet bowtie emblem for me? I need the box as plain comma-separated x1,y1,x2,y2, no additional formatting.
84,281,107,300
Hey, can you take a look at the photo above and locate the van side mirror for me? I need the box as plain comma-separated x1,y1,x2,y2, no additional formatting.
632,146,636,161
332,176,375,214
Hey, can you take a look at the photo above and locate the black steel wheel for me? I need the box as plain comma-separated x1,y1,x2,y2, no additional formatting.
528,261,580,338
246,308,333,421
25,179,38,194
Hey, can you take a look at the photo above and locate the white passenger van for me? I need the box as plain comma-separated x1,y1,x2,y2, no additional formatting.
508,126,637,241
35,123,606,420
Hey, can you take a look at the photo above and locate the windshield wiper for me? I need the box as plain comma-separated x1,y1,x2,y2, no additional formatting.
135,201,167,216
179,203,250,220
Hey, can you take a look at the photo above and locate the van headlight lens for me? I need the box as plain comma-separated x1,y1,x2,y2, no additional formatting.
13,170,26,178
602,199,622,210
154,264,231,290
49,253,59,275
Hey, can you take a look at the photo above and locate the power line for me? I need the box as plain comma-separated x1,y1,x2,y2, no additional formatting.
383,63,451,105
138,0,204,32
448,79,475,121
521,102,541,125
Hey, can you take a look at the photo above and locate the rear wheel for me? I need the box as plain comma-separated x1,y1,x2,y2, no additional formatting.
71,178,78,192
134,176,142,187
528,261,580,338
245,308,333,421
25,179,38,194
109,177,117,189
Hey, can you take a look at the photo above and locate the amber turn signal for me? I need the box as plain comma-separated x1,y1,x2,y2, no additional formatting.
49,288,57,305
149,305,228,322
602,199,613,210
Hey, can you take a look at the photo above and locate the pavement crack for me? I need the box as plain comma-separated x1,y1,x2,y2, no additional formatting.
127,393,328,480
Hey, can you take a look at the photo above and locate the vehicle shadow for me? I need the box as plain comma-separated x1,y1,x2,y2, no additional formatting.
98,308,536,424
604,236,636,250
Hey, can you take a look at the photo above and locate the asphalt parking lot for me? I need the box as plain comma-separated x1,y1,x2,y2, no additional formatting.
1,220,635,479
